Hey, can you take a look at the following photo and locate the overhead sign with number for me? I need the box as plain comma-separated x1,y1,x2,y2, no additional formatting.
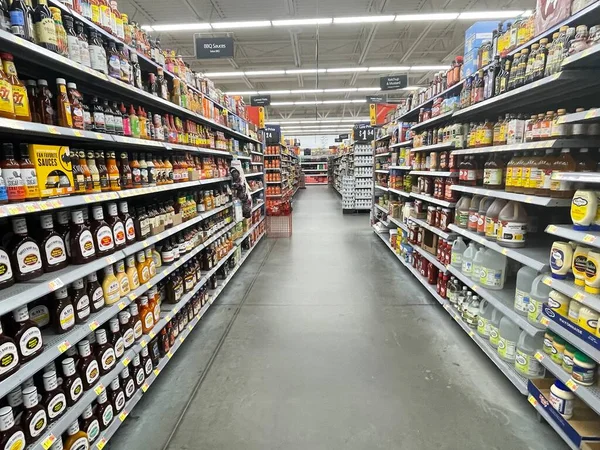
264,124,281,144
380,74,408,91
353,123,374,142
251,95,271,106
194,36,234,59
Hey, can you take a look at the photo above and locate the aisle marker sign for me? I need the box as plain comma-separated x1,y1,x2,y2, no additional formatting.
353,123,374,142
264,124,281,144
380,74,408,91
251,95,271,106
194,36,234,59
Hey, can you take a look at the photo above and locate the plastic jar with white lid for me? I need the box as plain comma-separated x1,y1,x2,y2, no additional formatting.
551,336,566,364
578,307,600,334
572,351,597,385
550,380,575,419
548,290,570,317
568,300,583,323
562,344,577,374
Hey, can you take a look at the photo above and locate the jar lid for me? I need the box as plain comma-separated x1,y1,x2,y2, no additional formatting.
564,343,578,352
574,351,595,364
553,379,570,392
552,336,566,345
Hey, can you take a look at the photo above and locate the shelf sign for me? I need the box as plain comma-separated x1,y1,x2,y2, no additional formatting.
380,74,408,91
339,133,349,139
264,124,281,144
353,122,374,142
366,94,386,103
194,36,234,59
250,95,271,106
334,138,342,142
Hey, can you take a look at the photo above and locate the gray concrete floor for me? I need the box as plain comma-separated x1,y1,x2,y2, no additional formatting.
109,186,567,450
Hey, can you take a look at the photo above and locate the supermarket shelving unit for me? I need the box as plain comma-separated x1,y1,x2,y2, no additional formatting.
300,155,329,185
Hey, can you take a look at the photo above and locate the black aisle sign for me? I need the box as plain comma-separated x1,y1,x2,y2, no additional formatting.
264,124,281,144
366,94,387,104
380,74,408,91
251,95,271,106
195,36,234,59
334,138,342,142
353,123,374,142
339,133,349,139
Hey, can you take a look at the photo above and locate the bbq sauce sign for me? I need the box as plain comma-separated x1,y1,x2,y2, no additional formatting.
194,37,234,59
264,124,281,144
353,123,374,142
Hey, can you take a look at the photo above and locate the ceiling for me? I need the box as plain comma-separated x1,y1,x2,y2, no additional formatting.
116,0,532,132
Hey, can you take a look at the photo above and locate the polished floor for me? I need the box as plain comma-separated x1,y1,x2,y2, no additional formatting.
110,186,567,450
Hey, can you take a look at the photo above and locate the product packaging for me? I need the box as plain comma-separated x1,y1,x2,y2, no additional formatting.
28,144,74,198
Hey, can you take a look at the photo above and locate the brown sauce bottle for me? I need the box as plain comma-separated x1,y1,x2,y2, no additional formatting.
95,329,115,375
11,306,42,363
86,272,104,313
105,202,126,250
95,390,113,431
21,386,47,444
55,211,70,261
96,151,109,192
120,366,135,400
70,278,90,324
69,209,96,264
79,405,100,444
140,346,153,378
0,406,26,450
108,318,124,360
129,304,143,340
118,201,136,244
38,214,68,272
0,322,19,381
61,357,83,406
8,218,43,282
108,378,125,415
90,205,114,257
29,296,50,330
77,339,99,390
52,287,75,334
0,241,14,290
41,370,66,423
118,310,134,350
131,354,144,389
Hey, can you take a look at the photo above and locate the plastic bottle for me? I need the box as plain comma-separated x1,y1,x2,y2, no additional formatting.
484,198,507,241
451,237,467,267
572,245,590,287
585,250,600,294
461,242,477,277
514,266,537,316
488,309,504,348
497,201,528,248
477,301,494,338
455,195,471,228
550,241,573,280
527,273,552,326
468,195,483,232
549,380,574,419
497,316,520,362
477,197,495,235
515,331,546,378
479,249,507,290
471,247,486,282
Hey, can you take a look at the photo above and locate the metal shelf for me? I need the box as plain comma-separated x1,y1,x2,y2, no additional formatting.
557,108,600,124
245,172,264,177
410,141,455,153
389,216,407,232
375,185,389,191
389,188,411,198
410,170,457,177
561,42,600,69
389,165,412,170
375,169,388,173
410,192,456,207
412,244,447,272
448,224,550,272
528,394,580,450
250,161,264,165
545,319,600,365
536,351,600,416
447,265,542,336
407,217,455,240
542,276,600,313
411,111,455,132
375,134,392,142
250,151,263,156
396,81,464,122
374,152,391,157
375,204,389,214
389,140,413,148
450,138,600,155
252,202,265,212
545,224,600,248
552,171,600,184
450,185,572,207
250,187,265,194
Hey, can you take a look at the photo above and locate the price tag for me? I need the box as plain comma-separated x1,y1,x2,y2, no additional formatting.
41,434,56,450
24,204,38,213
122,357,130,367
119,411,128,421
48,278,64,291
471,285,478,292
142,383,149,392
528,395,538,407
94,384,105,395
153,368,160,376
534,352,544,362
149,331,156,339
73,130,83,137
57,340,71,353
501,248,509,256
179,336,185,343
573,291,585,301
540,316,550,326
96,133,104,140
39,202,50,210
468,330,474,337
6,205,22,215
118,302,126,310
547,225,557,233
165,315,171,322
128,292,137,300
89,320,100,331
167,351,173,359
145,282,152,290
543,277,553,287
47,126,59,134
583,234,597,244
96,438,107,450
566,379,578,391
140,340,147,348
585,110,598,120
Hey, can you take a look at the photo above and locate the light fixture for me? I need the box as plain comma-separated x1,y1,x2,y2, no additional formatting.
211,20,272,29
244,70,286,76
291,89,325,93
294,100,324,105
333,15,395,24
285,69,327,74
270,101,296,106
395,13,459,21
270,99,370,106
402,86,420,90
326,67,369,73
322,100,354,104
357,87,382,91
142,23,211,31
323,88,358,93
203,71,244,77
226,91,258,95
272,18,333,26
458,10,524,19
225,87,381,96
206,66,445,78
410,65,450,71
281,125,353,129
256,90,291,94
368,66,410,72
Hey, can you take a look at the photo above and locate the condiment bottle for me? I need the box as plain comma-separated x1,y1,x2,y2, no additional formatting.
71,152,85,195
120,366,135,399
0,54,14,119
106,203,125,250
86,151,101,192
52,287,75,334
129,303,142,340
11,306,42,363
17,143,38,201
125,255,139,290
136,250,150,284
37,214,68,272
70,209,96,264
0,322,19,381
91,205,114,257
108,378,125,415
70,278,90,323
86,272,104,312
1,53,29,121
95,329,115,375
21,386,47,443
1,143,25,202
77,150,93,194
79,405,100,444
63,420,88,450
145,247,156,278
55,78,73,128
96,151,109,192
102,100,114,134
114,260,130,297
77,339,99,390
0,407,26,450
7,388,24,426
33,0,58,52
96,390,113,431
138,296,154,334
41,370,66,422
119,201,136,244
108,317,124,359
61,357,83,406
131,354,144,388
140,345,153,377
36,79,55,125
550,148,576,198
119,153,133,190
8,218,43,281
102,265,120,305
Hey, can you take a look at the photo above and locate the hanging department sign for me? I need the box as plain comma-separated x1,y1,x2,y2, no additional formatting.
194,36,234,59
366,94,387,103
380,74,408,91
251,95,271,106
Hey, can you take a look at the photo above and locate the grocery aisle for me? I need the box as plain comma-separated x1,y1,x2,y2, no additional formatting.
110,186,566,450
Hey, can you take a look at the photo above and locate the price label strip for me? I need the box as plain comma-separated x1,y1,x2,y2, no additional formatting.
57,340,71,353
41,434,56,450
94,384,105,395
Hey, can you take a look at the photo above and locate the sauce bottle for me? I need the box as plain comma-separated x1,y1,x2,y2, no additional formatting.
63,420,88,450
2,143,25,202
38,214,68,272
0,56,14,119
0,322,19,381
8,218,43,281
550,148,576,198
94,329,115,375
70,152,85,195
103,100,114,134
129,303,142,340
79,405,100,444
78,151,93,194
119,201,136,244
11,306,42,362
108,318,124,359
77,339,99,390
537,149,555,197
138,153,148,185
96,151,109,192
138,296,154,334
119,153,132,190
118,310,134,350
145,247,156,278
95,390,113,431
86,272,104,313
86,151,101,193
69,209,96,264
129,105,139,138
41,370,66,422
114,260,129,297
55,78,73,128
131,354,144,388
36,79,55,125
21,386,47,443
7,388,24,426
125,255,139,290
33,0,57,52
52,287,75,334
106,203,125,250
17,143,38,201
0,406,26,450
136,250,150,284
61,358,83,406
1,53,29,121
67,83,84,130
70,278,90,323
75,20,91,68
91,205,114,257
101,265,119,305
108,378,125,415
130,153,141,188
120,366,135,400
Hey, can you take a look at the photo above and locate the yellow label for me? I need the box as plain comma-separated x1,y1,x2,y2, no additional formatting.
573,291,585,301
94,384,105,395
12,85,29,118
122,357,130,367
258,107,265,129
370,104,376,126
0,80,14,114
167,351,173,359
534,352,544,362
47,126,59,135
140,340,147,348
119,411,128,422
547,225,557,233
89,320,100,331
24,204,37,212
73,130,83,137
96,438,107,450
540,316,550,326
566,379,578,391
57,341,70,353
118,302,126,310
142,383,149,392
91,4,100,24
35,18,58,46
153,368,160,376
149,330,156,339
584,234,596,244
528,395,538,407
41,435,56,450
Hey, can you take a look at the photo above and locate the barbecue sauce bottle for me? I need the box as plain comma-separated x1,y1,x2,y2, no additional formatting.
90,205,114,257
38,214,68,272
77,339,99,390
70,209,96,264
105,202,125,250
71,278,90,323
95,329,115,375
86,272,104,313
52,287,75,334
96,390,113,431
8,218,43,281
41,370,66,422
12,306,42,362
61,357,83,406
21,386,47,443
79,405,100,444
0,406,26,450
0,322,19,381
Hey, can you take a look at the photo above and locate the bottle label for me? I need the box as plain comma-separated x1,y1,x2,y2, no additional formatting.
123,328,134,347
0,340,19,375
144,359,153,376
105,113,115,130
477,317,489,337
91,286,104,310
16,241,42,274
141,266,149,282
91,4,100,24
125,218,135,240
101,348,116,371
514,288,530,314
0,248,13,284
95,225,114,252
113,391,125,413
68,377,84,405
497,221,527,244
102,404,113,427
76,294,90,320
114,337,124,358
497,336,516,360
44,235,67,267
104,279,119,304
29,409,47,438
2,430,25,450
153,304,160,322
550,172,572,192
85,360,99,387
59,304,75,331
488,325,500,347
162,249,174,263
113,223,126,246
67,35,81,62
0,176,7,202
79,230,95,258
46,392,67,420
86,419,100,442
119,276,129,296
549,392,573,416
2,167,25,201
483,168,503,186
9,11,25,36
11,85,29,119
80,40,91,67
134,367,144,385
479,267,504,288
35,18,58,46
133,321,143,339
144,312,153,329
515,349,544,377
89,45,106,72
128,270,139,289
132,168,141,184
125,378,135,398
461,260,472,275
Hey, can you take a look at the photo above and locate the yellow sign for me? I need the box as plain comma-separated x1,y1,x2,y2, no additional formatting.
258,107,265,129
370,104,376,126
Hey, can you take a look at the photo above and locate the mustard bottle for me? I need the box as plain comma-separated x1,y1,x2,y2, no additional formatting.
136,251,150,284
114,260,130,297
125,256,139,290
144,248,156,279
102,266,120,305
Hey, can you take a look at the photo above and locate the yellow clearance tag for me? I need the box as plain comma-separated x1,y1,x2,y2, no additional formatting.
142,383,149,392
57,341,70,353
540,317,550,326
534,352,544,362
119,411,128,421
89,320,100,331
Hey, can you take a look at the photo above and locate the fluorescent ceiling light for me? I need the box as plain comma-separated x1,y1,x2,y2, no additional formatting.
271,99,369,106
286,69,327,74
269,118,369,124
327,67,368,73
272,18,332,26
458,10,524,19
395,13,458,21
322,100,353,104
323,88,358,93
257,90,291,94
292,89,325,93
351,99,367,103
294,101,323,105
224,87,377,96
368,66,409,72
245,70,286,76
226,91,258,95
271,102,295,106
357,87,381,91
282,125,352,129
142,23,211,31
402,86,420,90
203,71,244,77
410,65,450,71
334,15,395,23
211,20,271,29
